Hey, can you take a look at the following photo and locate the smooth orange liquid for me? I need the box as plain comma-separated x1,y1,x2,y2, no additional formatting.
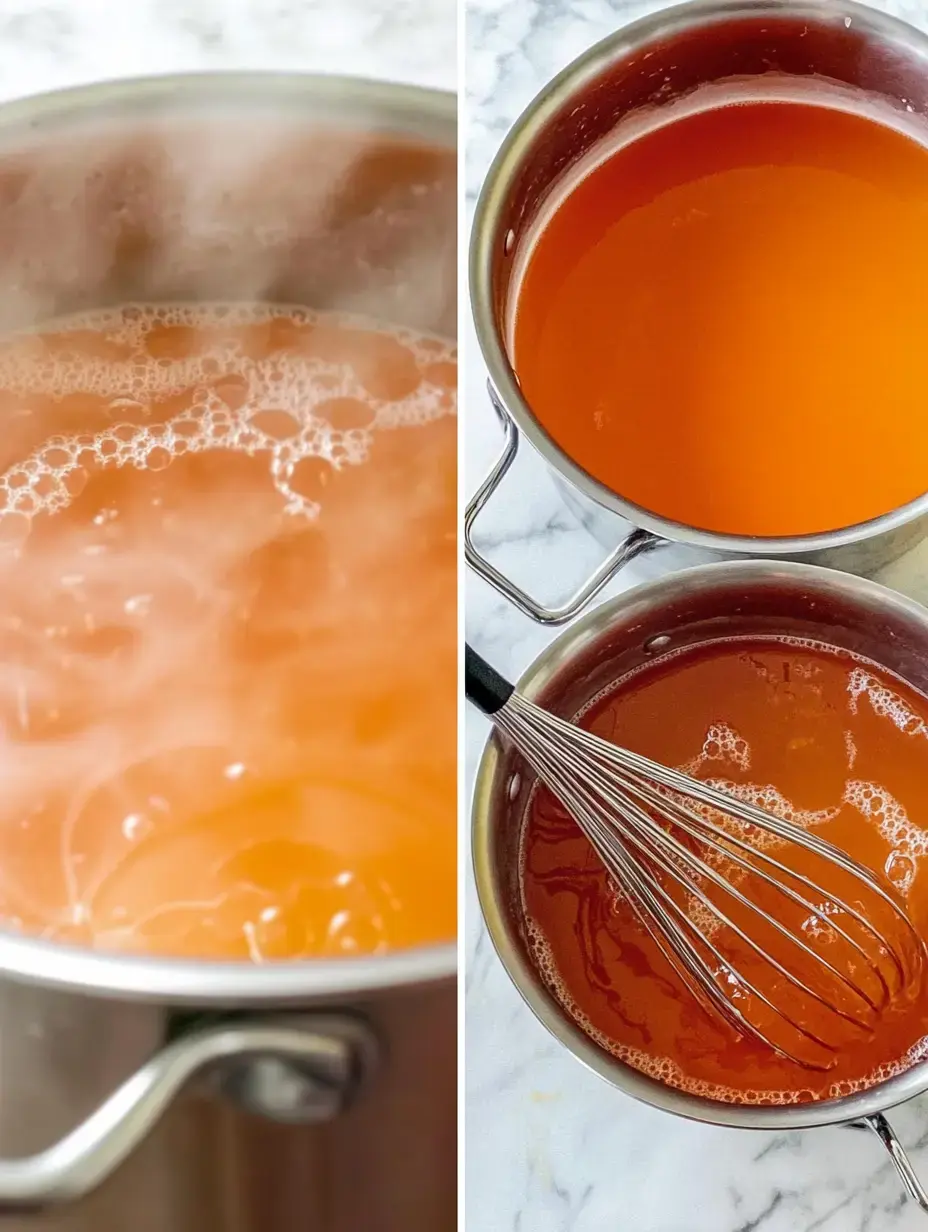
522,638,928,1103
514,98,928,536
0,303,456,961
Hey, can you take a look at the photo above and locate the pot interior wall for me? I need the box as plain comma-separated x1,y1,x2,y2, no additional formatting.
0,107,455,338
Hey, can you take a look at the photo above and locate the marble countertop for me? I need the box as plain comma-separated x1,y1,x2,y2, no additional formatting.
0,0,455,99
463,2,928,1229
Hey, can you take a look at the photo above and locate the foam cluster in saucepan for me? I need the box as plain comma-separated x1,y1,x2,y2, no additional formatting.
668,778,840,940
844,781,927,893
0,302,456,533
844,667,928,890
690,780,840,840
848,666,928,736
680,722,751,773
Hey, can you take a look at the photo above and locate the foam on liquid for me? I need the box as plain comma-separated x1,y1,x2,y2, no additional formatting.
0,302,451,528
0,302,456,961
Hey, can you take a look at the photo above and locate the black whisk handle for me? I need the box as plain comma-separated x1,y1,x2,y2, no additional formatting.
465,645,514,715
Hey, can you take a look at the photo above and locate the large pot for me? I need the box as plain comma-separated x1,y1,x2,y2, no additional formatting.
467,0,928,624
472,559,928,1214
0,74,456,1230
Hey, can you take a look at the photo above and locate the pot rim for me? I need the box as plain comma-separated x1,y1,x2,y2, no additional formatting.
0,68,456,134
469,0,928,557
0,69,456,1003
472,559,928,1129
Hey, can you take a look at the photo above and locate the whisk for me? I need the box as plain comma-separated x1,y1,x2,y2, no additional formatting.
467,644,926,1070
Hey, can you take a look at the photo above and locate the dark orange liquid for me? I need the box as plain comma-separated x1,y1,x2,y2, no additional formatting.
513,97,928,536
0,303,456,961
522,638,928,1103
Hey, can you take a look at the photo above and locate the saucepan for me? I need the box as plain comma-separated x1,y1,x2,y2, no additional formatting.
0,73,456,1231
472,559,928,1214
467,0,928,624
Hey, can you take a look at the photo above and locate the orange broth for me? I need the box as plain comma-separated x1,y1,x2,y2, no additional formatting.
512,95,928,537
0,303,456,961
521,636,928,1103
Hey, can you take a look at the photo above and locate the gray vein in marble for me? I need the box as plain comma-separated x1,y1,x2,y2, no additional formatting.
737,1192,787,1232
469,510,579,551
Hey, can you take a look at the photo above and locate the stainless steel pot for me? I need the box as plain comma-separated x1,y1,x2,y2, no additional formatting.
467,0,928,624
472,559,928,1214
0,73,456,1230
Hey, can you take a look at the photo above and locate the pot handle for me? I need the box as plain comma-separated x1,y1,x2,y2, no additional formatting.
465,382,662,625
0,1012,378,1212
851,1113,928,1212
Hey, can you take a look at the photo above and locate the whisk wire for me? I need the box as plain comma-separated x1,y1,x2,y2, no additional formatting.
495,704,852,1059
599,828,845,1058
516,706,876,1053
613,773,892,1012
506,706,843,1059
531,698,916,984
582,769,880,1030
498,707,759,1032
470,653,927,1070
590,726,918,942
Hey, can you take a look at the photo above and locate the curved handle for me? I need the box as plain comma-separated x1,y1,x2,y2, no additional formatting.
0,1012,378,1212
465,382,662,625
851,1113,928,1213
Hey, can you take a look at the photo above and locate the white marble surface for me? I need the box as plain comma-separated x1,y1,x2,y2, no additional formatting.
0,0,455,101
464,2,928,1229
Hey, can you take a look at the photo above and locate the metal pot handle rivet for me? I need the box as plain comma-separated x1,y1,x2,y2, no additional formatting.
0,1012,379,1213
850,1113,928,1213
465,381,662,624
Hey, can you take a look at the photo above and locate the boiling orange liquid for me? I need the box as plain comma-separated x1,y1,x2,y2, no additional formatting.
522,638,928,1103
513,97,928,536
0,303,456,961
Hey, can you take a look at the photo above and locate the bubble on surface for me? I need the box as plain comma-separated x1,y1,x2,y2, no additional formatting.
680,722,751,773
848,667,928,737
844,779,928,892
0,302,456,528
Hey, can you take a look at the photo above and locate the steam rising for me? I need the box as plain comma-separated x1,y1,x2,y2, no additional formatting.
0,113,455,333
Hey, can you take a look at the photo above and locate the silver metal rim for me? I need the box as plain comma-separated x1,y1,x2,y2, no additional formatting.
471,560,928,1128
469,0,928,556
0,70,456,1002
0,931,456,1004
0,70,456,136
